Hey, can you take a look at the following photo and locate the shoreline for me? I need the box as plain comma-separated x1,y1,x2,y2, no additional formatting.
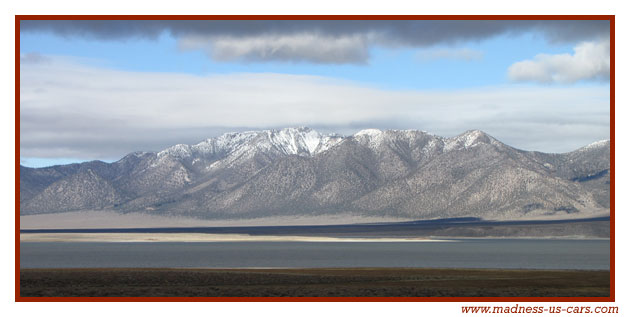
19,232,453,243
19,232,609,243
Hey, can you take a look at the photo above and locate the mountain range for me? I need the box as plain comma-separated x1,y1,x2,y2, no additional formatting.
20,127,610,221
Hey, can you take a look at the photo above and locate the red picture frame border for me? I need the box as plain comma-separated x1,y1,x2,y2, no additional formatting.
14,14,616,303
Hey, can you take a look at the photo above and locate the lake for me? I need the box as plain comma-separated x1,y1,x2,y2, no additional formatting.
20,239,609,270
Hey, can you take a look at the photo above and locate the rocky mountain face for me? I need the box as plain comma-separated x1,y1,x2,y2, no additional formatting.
20,127,610,220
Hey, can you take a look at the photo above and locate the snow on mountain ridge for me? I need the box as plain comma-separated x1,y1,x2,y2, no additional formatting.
442,130,498,152
191,131,259,156
302,129,324,154
355,129,383,137
259,127,343,156
157,144,192,159
158,127,346,165
577,139,610,152
157,128,509,161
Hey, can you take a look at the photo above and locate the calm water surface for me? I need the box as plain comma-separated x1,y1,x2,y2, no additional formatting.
20,239,609,270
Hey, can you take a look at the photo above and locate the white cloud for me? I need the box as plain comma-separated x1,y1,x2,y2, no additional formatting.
508,39,610,83
179,33,371,64
20,56,609,160
20,52,51,64
416,48,484,61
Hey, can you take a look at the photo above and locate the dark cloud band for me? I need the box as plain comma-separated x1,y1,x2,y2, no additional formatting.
21,20,609,63
20,20,609,41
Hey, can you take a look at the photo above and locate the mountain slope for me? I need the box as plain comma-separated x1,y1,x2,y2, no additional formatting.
19,127,610,221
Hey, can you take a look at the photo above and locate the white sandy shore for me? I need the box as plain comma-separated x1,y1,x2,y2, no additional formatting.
19,233,452,243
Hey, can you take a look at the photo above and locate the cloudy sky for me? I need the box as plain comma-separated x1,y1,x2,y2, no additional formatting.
19,19,610,167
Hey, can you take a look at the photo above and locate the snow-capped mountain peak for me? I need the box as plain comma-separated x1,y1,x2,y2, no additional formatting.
577,139,610,152
21,127,610,223
355,129,383,137
157,127,344,163
443,130,497,151
192,131,259,156
155,128,512,168
263,127,343,156
157,144,192,159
